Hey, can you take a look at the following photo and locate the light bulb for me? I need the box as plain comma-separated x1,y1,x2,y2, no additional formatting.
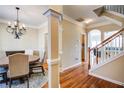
8,22,11,26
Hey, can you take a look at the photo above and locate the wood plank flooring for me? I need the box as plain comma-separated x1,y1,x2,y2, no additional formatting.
42,63,123,88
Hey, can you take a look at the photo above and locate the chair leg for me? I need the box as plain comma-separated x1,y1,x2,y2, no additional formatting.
27,75,29,88
5,73,8,85
3,74,8,85
9,78,12,88
41,66,45,76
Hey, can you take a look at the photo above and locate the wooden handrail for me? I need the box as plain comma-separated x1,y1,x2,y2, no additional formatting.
90,28,124,51
98,34,120,49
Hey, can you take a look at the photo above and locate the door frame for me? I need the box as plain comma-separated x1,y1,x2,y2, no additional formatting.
80,33,86,62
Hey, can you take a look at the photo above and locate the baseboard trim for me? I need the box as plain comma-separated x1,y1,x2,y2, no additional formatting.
89,72,124,87
60,62,82,72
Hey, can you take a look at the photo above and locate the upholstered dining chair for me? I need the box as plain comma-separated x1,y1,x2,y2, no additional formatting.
0,67,8,85
0,51,8,85
30,51,46,76
8,53,29,88
33,50,40,57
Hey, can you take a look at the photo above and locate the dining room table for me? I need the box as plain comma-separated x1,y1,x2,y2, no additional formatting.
0,55,40,67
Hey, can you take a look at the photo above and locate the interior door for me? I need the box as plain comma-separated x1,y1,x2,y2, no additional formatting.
81,34,85,62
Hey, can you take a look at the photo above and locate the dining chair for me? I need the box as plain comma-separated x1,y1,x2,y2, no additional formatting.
0,51,8,85
33,50,40,56
25,50,33,55
6,50,25,56
0,67,8,85
8,53,29,88
30,51,46,76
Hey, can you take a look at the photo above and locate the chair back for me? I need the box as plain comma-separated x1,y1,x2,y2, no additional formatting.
8,53,29,78
25,50,33,55
6,51,25,56
33,50,40,56
0,51,6,59
41,51,46,64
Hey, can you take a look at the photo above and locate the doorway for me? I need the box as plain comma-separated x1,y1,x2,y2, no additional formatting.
80,34,85,62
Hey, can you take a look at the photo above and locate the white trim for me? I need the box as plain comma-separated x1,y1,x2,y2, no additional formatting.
60,62,82,72
63,14,85,27
87,21,113,29
103,15,123,27
43,9,62,21
90,51,124,72
106,10,124,19
38,21,48,29
89,72,124,87
47,57,60,65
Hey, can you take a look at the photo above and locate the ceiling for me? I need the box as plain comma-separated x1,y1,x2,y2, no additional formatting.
0,5,48,27
63,5,110,25
0,5,110,28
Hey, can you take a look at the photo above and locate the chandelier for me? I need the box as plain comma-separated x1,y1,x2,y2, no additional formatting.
7,7,26,39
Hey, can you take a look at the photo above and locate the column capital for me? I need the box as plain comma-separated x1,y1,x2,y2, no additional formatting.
43,9,63,21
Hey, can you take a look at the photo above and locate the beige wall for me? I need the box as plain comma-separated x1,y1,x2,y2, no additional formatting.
93,55,124,83
61,19,85,69
0,23,41,51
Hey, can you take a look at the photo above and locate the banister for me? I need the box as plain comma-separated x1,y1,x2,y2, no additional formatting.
90,28,124,51
98,34,121,49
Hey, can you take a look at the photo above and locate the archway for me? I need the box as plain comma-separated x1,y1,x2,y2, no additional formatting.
88,29,101,48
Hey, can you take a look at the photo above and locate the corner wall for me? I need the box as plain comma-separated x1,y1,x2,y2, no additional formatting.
61,19,85,70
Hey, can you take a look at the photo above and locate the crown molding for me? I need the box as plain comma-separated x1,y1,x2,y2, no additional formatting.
63,14,85,27
106,10,124,19
102,15,123,27
38,21,48,29
43,9,63,21
38,14,86,30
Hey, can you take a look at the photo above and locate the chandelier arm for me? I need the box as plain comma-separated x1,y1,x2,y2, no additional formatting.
6,7,26,39
6,26,14,34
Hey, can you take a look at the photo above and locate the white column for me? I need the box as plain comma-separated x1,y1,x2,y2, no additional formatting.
43,8,62,88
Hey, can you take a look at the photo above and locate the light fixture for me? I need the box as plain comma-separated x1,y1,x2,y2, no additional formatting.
84,19,93,24
7,7,26,39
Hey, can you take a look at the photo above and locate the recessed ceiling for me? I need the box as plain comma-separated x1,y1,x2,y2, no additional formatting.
0,5,48,27
0,5,112,27
63,5,110,25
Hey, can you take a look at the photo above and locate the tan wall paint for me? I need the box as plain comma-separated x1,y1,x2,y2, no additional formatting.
93,55,124,83
0,23,39,51
61,19,85,69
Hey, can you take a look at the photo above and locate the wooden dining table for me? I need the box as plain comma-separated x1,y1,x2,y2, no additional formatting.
0,55,40,67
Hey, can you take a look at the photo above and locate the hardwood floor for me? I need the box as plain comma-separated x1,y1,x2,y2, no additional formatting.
42,63,123,88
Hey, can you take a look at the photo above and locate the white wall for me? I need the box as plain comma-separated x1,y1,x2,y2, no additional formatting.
38,22,48,58
38,22,48,51
0,23,39,51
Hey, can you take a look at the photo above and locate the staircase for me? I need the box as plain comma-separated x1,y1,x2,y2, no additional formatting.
104,5,124,15
94,5,124,16
94,5,124,26
88,5,124,87
88,28,124,70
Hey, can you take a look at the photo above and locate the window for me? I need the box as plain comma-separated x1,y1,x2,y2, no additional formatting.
88,29,101,48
